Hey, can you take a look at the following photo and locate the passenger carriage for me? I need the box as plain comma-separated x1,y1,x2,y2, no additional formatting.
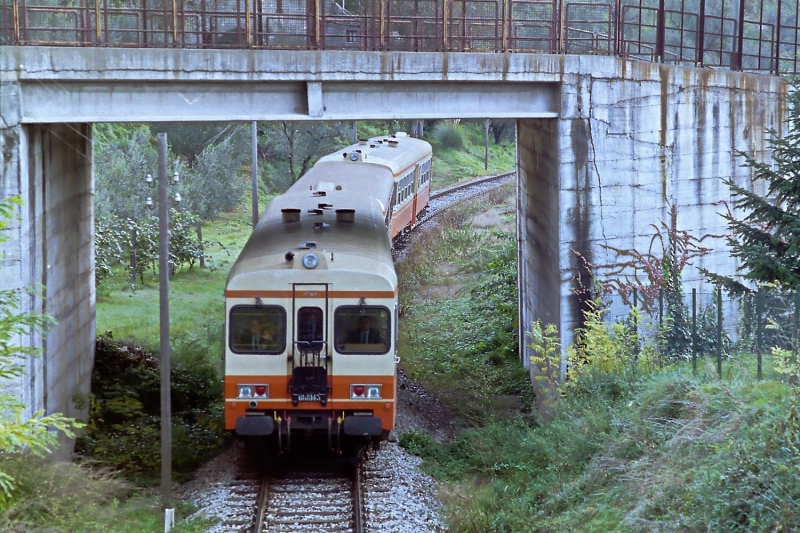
224,133,432,452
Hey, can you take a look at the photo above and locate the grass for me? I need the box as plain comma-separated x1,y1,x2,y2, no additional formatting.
394,192,800,531
96,208,255,355
0,454,215,532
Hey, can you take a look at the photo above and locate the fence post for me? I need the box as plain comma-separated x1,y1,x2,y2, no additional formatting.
656,0,665,61
692,288,697,376
658,287,664,365
632,289,640,362
716,285,722,379
756,287,763,380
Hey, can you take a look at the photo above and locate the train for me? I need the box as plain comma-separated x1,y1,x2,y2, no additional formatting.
223,132,433,453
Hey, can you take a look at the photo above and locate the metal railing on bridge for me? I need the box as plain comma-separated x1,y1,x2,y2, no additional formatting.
1,0,798,75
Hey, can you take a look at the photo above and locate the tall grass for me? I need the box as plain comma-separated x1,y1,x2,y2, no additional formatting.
0,455,213,532
396,185,800,532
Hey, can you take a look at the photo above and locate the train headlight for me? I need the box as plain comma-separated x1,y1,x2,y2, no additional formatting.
349,152,359,161
351,384,382,399
302,252,319,269
238,384,269,399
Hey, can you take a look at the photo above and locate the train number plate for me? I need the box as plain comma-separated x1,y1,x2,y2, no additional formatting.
296,394,322,402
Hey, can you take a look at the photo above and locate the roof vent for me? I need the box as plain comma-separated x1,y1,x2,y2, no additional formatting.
370,144,376,148
281,208,301,223
358,139,368,145
318,203,333,209
314,222,330,230
298,241,317,249
388,140,399,148
395,132,408,138
313,190,327,197
308,208,323,215
336,209,355,223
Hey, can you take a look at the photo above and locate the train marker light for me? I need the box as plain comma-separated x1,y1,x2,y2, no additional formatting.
238,384,269,399
302,252,319,269
351,384,382,399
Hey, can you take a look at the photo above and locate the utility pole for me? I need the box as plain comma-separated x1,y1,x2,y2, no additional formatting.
157,133,172,504
484,119,490,170
252,121,258,228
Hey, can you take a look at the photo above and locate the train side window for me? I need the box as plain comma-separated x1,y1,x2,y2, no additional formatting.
229,305,286,354
334,306,391,354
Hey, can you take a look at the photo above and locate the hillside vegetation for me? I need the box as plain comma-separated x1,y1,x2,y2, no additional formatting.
397,189,800,532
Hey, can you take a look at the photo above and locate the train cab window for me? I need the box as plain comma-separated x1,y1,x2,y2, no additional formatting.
297,307,324,342
229,306,286,354
334,307,391,354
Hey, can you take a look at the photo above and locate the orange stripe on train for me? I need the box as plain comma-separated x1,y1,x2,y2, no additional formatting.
225,289,398,298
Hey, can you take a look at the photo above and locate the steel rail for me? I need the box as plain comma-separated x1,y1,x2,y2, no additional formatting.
417,171,515,227
352,460,364,533
252,473,270,533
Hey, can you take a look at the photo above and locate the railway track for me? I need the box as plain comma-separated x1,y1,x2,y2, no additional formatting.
255,459,363,533
418,170,514,226
209,443,365,533
393,170,514,257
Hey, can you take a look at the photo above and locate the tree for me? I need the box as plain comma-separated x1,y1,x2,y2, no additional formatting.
0,196,82,502
94,123,157,222
149,122,246,169
180,130,248,266
259,121,352,191
704,76,800,294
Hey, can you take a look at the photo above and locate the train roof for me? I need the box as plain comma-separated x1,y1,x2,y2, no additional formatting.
226,162,397,293
316,133,432,178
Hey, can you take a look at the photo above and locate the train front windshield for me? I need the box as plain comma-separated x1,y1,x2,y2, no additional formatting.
229,306,286,354
335,307,390,354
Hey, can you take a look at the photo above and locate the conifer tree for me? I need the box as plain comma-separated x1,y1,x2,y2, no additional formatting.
705,77,800,294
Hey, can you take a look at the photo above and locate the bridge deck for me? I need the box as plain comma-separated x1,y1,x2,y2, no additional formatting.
1,0,798,75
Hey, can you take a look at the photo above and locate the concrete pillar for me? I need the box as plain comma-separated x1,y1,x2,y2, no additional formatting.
0,120,94,431
516,118,562,411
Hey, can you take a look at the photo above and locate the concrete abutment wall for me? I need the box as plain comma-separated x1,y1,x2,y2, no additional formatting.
0,120,94,427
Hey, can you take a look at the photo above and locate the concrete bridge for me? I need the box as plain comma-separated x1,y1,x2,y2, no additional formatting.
0,42,789,420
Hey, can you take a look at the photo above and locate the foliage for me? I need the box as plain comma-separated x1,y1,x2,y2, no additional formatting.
0,195,83,503
94,124,158,222
432,121,466,150
149,122,247,169
0,454,213,532
704,75,800,294
179,130,249,221
584,205,716,359
258,121,353,191
398,190,527,425
74,336,224,484
95,209,223,287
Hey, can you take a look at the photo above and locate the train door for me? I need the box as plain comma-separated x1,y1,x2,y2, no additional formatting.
289,283,331,406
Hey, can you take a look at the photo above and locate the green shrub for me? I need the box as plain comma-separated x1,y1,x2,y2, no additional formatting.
433,121,466,150
75,336,225,484
0,454,213,532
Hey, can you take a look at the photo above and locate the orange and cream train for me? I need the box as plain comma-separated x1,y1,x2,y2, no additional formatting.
224,133,432,452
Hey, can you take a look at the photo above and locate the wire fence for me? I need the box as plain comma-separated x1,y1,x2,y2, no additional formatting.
1,0,798,74
603,285,800,381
